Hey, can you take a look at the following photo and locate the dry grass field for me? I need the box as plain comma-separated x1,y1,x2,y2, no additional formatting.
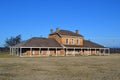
0,53,120,80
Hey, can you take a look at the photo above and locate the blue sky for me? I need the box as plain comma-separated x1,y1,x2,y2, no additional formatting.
0,0,120,47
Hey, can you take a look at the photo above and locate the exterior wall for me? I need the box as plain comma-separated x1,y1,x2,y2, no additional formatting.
33,49,39,55
48,34,83,46
61,36,83,45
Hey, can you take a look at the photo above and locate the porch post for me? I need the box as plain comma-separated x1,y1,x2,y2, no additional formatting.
11,47,12,55
10,47,11,55
17,48,19,56
72,48,75,56
12,48,14,55
47,48,50,56
87,48,89,55
99,48,101,56
82,48,84,55
108,48,110,55
65,48,67,56
95,48,96,55
39,48,41,56
20,48,22,57
30,48,32,56
56,48,57,56
90,48,91,55
103,48,105,55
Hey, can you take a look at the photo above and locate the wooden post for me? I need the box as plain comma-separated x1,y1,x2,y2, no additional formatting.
56,48,57,56
20,48,22,57
99,48,101,56
12,48,14,55
66,48,68,56
17,48,19,56
90,48,91,55
47,48,50,56
30,48,32,56
73,48,75,56
39,48,41,56
10,47,11,55
108,48,110,55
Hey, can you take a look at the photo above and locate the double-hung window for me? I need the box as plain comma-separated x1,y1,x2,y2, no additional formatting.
66,38,69,44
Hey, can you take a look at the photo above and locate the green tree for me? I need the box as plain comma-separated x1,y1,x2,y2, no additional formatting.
4,35,22,47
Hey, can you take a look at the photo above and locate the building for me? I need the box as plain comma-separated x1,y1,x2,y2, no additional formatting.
10,28,110,56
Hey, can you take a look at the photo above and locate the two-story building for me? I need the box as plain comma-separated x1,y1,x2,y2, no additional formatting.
10,28,110,56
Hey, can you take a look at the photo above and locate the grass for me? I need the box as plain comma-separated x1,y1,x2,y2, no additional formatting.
0,52,17,58
0,53,120,80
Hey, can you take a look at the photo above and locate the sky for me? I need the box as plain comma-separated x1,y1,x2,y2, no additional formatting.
0,0,120,47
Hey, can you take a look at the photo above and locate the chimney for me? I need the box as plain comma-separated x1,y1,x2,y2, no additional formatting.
50,29,54,34
75,30,79,34
56,27,59,33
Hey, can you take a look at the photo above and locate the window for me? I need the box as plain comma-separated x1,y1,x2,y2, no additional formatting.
72,38,74,45
66,38,69,44
77,39,79,45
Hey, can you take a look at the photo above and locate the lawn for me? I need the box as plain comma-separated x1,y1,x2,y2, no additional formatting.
0,53,120,80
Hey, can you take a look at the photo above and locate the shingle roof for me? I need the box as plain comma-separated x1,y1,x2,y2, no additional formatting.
49,30,83,37
83,40,105,48
14,37,62,47
64,40,105,48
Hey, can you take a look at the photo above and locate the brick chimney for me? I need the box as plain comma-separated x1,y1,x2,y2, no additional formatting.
75,30,79,34
50,29,54,34
56,27,59,33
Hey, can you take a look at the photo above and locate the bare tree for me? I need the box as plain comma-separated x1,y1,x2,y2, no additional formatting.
4,35,22,47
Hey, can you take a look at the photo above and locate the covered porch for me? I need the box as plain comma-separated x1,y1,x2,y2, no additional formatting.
10,47,110,57
10,47,64,57
64,47,110,56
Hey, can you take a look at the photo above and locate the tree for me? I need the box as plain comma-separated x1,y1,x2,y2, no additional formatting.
4,35,22,47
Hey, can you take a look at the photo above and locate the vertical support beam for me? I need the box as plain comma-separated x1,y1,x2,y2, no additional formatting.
99,48,101,56
47,48,50,56
15,48,16,56
90,48,91,55
10,47,11,55
12,48,14,55
108,48,110,55
17,48,18,56
39,48,41,56
56,48,57,56
95,48,96,55
30,48,32,56
20,48,22,57
74,48,75,56
66,48,68,56
11,48,12,55
103,48,105,55
82,48,84,56
87,48,88,55
12,48,13,55
72,48,75,56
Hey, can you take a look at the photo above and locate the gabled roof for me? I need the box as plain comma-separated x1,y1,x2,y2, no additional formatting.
49,30,83,37
14,37,62,48
64,40,105,48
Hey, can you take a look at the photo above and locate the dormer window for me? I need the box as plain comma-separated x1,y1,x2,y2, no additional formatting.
66,38,69,44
